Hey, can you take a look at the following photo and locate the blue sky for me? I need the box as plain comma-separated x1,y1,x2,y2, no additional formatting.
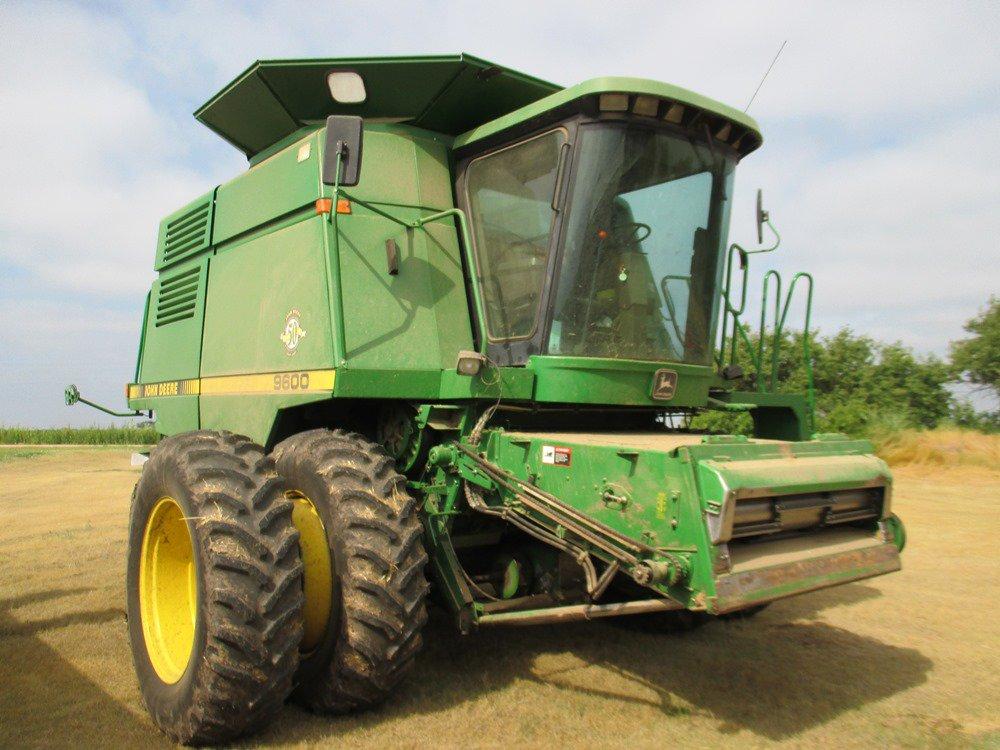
1,0,998,426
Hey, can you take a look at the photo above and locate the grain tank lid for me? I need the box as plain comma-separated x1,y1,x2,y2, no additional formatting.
194,54,562,158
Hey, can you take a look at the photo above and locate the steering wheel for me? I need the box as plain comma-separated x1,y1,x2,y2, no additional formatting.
599,221,652,246
629,222,652,243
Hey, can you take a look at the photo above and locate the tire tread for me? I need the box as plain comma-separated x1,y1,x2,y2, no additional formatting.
274,428,428,714
129,429,303,745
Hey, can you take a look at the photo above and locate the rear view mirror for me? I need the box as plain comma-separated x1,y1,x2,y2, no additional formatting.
322,115,363,187
756,188,769,245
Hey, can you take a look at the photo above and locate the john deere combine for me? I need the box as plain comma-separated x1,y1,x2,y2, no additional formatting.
68,54,906,744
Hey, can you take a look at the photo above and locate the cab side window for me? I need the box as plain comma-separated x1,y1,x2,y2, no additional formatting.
466,130,567,341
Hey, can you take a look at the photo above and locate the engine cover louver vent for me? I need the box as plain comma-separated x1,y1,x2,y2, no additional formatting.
155,266,201,326
155,190,215,271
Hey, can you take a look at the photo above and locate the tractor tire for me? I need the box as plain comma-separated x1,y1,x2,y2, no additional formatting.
125,430,303,745
272,428,429,714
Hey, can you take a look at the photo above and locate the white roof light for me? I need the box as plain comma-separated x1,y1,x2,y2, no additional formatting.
327,71,366,104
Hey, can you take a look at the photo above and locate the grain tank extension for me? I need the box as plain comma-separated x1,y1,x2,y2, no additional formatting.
68,55,906,745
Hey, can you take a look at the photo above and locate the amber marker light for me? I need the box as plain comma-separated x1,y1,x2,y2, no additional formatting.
336,198,352,214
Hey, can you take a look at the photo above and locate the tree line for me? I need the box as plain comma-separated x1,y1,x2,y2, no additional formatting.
695,296,999,437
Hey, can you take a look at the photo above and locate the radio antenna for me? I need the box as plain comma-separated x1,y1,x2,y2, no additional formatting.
744,40,787,112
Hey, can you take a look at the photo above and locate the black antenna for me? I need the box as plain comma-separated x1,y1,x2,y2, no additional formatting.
744,40,787,112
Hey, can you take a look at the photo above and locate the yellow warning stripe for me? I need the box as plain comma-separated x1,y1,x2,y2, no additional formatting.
127,380,200,399
127,369,335,400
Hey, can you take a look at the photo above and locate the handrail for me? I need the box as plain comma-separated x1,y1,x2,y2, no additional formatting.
758,269,782,392
659,274,691,349
718,244,748,365
718,218,781,364
714,225,815,430
775,272,815,427
411,208,489,355
327,177,490,357
327,150,348,366
133,290,151,382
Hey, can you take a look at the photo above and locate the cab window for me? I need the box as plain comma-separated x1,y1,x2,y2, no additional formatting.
466,129,567,341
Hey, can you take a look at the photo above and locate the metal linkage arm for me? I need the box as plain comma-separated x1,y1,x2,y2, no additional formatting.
432,442,690,597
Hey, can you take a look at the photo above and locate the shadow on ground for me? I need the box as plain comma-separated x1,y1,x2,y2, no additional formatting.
0,581,931,746
0,588,168,748
259,582,932,744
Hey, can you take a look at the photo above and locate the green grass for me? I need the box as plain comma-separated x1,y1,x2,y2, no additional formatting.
0,426,159,446
0,447,42,462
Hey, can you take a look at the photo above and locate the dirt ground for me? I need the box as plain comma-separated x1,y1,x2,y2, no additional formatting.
1,447,997,749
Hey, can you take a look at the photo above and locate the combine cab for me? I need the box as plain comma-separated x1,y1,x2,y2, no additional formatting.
68,54,905,744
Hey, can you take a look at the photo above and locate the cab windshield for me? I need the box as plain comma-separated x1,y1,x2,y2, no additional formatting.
548,124,735,364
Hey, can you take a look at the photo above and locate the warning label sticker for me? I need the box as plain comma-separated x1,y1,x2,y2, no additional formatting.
541,445,572,467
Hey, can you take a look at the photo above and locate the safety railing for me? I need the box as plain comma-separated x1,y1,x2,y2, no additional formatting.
715,222,816,425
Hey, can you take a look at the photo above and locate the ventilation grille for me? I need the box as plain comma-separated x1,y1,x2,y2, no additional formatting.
155,266,200,326
158,197,212,269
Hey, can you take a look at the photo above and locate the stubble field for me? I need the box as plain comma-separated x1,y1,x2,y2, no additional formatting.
0,446,997,748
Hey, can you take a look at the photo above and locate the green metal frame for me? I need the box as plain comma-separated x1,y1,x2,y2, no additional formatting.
716,218,817,431
454,76,763,155
419,424,902,626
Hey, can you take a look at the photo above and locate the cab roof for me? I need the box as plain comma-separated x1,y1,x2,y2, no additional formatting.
194,54,561,158
453,77,763,155
195,55,763,160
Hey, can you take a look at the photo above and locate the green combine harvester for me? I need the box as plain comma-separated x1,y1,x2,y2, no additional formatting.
67,54,906,744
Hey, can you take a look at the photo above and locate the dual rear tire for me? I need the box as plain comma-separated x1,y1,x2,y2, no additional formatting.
126,428,428,745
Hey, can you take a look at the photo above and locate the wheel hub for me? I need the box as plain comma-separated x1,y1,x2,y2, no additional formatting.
288,491,332,653
139,497,196,684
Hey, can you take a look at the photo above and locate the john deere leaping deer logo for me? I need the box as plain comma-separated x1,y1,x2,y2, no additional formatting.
650,368,678,400
280,309,306,355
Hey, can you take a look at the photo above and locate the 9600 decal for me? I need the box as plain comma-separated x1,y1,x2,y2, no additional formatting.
273,372,311,391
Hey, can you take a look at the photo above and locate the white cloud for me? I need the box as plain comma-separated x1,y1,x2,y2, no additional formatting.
0,0,997,425
729,108,1000,351
0,3,217,297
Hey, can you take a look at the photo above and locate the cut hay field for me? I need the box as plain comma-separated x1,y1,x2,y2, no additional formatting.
0,448,997,749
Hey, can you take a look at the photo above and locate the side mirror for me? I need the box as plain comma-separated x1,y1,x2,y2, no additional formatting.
756,188,769,245
322,115,363,187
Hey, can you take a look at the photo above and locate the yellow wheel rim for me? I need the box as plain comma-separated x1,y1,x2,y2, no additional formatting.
288,491,332,653
139,497,197,684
